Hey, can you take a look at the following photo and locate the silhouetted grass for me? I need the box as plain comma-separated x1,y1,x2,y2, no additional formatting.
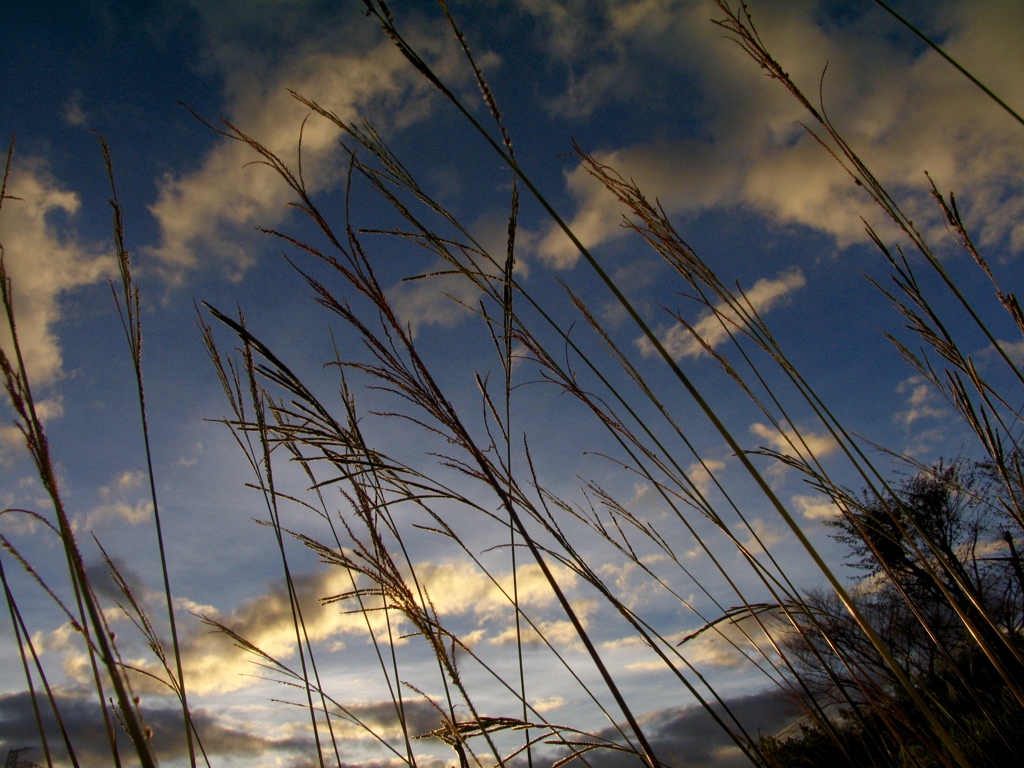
1,2,1022,767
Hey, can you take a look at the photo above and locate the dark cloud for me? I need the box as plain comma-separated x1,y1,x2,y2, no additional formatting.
0,689,310,766
339,698,443,741
0,689,469,768
83,556,144,602
548,689,799,768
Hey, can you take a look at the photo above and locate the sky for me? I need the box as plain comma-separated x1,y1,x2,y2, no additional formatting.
1,0,1023,767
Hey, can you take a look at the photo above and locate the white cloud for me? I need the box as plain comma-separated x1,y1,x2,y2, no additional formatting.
104,469,146,495
83,500,154,530
687,459,725,498
175,442,204,468
749,420,838,464
1,395,63,465
616,481,667,514
74,470,154,529
675,604,788,669
733,517,783,557
385,208,530,336
387,271,480,338
489,617,586,649
0,481,46,533
531,695,566,713
0,423,23,456
146,6,467,285
415,560,578,621
0,161,116,387
894,375,946,427
994,339,1024,366
597,556,672,611
532,0,1024,266
791,493,840,521
639,268,806,360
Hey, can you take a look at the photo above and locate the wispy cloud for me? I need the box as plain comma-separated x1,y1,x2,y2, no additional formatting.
894,374,947,427
681,459,727,500
387,270,482,338
76,470,154,529
386,208,531,336
993,339,1024,366
732,517,784,558
638,269,806,361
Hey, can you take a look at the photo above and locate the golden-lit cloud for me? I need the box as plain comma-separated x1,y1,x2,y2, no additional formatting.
791,493,841,521
30,566,403,696
749,420,838,464
168,558,578,693
532,0,1024,266
416,560,578,620
531,695,566,713
489,617,587,649
147,41,417,282
148,567,401,695
0,161,116,388
0,161,110,462
39,557,584,696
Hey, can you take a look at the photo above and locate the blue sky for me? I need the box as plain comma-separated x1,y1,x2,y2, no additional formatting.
2,1,1023,767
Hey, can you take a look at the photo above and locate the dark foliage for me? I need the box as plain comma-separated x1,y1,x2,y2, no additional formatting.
761,458,1024,767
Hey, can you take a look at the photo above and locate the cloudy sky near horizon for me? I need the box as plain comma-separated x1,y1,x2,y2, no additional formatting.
2,1,1023,766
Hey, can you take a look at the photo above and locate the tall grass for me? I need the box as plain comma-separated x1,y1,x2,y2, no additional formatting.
1,1,1022,767
1,139,164,768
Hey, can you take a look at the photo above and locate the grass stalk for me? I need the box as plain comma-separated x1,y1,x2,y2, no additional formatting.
99,135,198,768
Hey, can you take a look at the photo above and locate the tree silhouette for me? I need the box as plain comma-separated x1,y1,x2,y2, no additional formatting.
761,458,1024,767
3,749,40,768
